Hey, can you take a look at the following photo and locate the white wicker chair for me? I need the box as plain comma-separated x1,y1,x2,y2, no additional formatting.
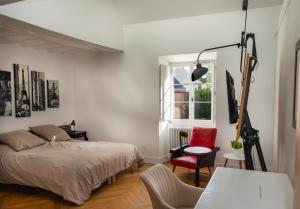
140,164,204,209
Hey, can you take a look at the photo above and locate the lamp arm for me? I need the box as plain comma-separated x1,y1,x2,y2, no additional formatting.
196,43,241,64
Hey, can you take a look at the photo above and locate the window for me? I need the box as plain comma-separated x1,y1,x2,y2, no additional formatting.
171,61,215,124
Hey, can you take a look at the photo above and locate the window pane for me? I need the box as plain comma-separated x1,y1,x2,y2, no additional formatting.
194,84,212,102
173,103,189,119
174,84,189,102
194,103,211,120
173,66,190,85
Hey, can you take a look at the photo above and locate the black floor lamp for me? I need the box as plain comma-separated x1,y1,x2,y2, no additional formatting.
191,0,267,172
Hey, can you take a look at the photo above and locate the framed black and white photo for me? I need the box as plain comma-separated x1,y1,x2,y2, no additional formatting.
14,64,31,118
47,80,59,108
31,71,46,111
293,39,300,128
0,70,12,116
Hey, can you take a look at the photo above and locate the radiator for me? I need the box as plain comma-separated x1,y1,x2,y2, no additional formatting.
169,127,192,149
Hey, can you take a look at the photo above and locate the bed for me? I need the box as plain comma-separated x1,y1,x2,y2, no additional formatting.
0,140,141,205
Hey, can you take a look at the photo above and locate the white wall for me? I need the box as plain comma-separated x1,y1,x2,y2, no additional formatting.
0,44,75,132
74,6,280,165
0,0,123,51
73,52,161,162
275,0,300,180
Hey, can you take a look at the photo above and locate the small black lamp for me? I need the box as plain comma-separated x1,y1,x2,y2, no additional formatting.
71,120,76,132
191,63,208,81
192,43,241,81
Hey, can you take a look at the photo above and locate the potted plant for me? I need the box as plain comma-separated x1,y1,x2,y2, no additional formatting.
231,140,243,153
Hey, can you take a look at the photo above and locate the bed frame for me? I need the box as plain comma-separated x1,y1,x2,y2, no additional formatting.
107,158,143,184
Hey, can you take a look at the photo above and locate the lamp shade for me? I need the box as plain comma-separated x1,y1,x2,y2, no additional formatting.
191,64,208,81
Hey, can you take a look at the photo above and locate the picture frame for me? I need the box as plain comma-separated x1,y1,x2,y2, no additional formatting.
47,80,59,108
31,71,46,111
293,39,300,128
14,64,31,118
0,70,12,116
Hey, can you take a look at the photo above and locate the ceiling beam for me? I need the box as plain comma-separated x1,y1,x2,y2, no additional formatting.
0,0,24,5
0,14,122,54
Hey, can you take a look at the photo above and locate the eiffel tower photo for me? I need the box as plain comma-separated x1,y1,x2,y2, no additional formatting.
31,71,46,111
14,64,31,117
47,80,59,108
0,70,12,116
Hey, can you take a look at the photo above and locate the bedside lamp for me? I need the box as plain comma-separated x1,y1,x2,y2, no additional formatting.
71,120,76,132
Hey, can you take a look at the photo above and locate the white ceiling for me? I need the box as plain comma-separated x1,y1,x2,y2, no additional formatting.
0,0,283,55
111,0,283,24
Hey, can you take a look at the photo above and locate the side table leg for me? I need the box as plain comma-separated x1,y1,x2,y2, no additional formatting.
224,159,228,167
195,167,200,187
239,160,243,169
84,134,88,141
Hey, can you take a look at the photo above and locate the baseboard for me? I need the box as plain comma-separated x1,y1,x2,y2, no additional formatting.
141,154,168,164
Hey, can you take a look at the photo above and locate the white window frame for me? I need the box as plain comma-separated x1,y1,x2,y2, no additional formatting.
170,60,216,127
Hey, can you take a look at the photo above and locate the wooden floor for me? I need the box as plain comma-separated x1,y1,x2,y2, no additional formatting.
0,163,212,209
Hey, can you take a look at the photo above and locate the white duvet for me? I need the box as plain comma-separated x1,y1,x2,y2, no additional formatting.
0,140,140,205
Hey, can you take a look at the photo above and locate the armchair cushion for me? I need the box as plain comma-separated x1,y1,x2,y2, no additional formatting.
171,146,220,170
171,155,197,169
189,127,217,148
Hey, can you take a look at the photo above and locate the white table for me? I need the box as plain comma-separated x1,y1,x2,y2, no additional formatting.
184,146,211,187
184,147,211,155
223,152,245,169
195,167,293,209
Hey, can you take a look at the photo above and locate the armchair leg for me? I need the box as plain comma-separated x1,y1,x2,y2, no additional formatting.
208,167,212,176
173,165,176,173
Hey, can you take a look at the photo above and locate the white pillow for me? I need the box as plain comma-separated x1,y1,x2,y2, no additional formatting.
0,130,46,151
30,125,71,141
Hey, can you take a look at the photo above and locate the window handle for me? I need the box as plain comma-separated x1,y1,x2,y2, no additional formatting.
191,98,194,102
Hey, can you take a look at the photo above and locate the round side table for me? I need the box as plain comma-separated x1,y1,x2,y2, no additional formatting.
223,152,245,169
184,146,211,187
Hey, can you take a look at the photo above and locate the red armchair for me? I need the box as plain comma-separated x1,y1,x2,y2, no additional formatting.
170,127,219,178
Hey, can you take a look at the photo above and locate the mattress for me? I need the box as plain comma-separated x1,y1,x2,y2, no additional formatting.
0,140,140,205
